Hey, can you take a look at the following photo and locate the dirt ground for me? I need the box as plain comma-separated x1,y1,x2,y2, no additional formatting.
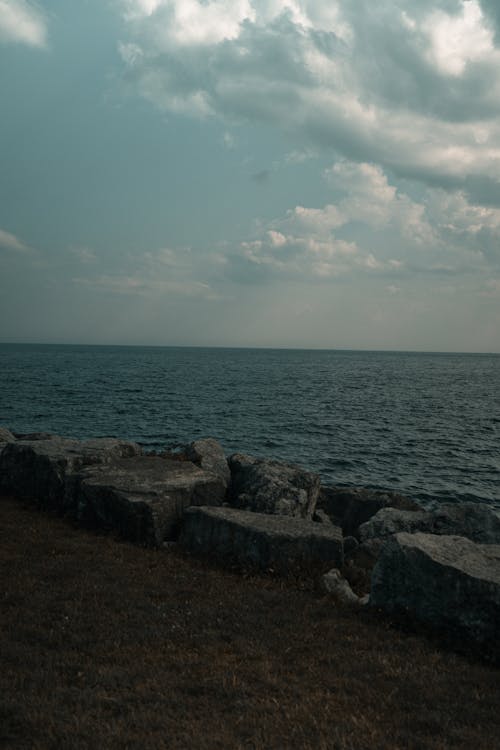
1,495,499,750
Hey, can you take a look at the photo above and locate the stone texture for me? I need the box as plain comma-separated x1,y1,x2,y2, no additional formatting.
0,426,16,457
359,503,500,545
370,532,500,652
228,453,320,518
0,436,142,509
321,568,362,605
0,426,16,444
180,506,343,572
185,438,230,488
359,508,430,541
317,486,421,537
75,456,226,545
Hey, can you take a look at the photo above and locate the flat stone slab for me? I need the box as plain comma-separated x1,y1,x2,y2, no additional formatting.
370,532,500,653
180,506,343,572
75,456,226,545
0,436,142,509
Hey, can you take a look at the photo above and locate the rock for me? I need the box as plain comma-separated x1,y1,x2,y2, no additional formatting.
343,535,359,555
0,426,16,444
0,427,16,458
321,568,362,605
317,486,421,537
370,532,500,654
180,506,343,572
313,509,333,525
359,508,430,541
0,436,142,510
343,538,384,594
13,431,54,441
75,456,226,546
228,453,320,518
359,503,500,545
185,438,230,488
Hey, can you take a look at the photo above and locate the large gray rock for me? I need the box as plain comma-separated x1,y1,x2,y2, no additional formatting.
180,506,343,572
359,503,500,545
317,486,421,537
0,427,16,459
228,453,320,518
184,438,230,489
0,426,16,444
370,532,500,654
0,436,142,509
74,456,226,545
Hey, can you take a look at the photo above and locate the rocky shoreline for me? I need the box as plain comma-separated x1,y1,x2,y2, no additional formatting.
1,426,499,660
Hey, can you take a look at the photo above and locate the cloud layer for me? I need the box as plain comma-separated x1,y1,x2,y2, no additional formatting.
117,0,500,195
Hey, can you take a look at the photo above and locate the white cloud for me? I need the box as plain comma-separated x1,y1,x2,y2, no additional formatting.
0,0,48,48
69,246,97,263
423,0,494,76
0,227,29,252
224,160,500,283
116,0,500,189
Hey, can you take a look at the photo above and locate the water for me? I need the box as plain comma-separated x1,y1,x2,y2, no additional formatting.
1,343,499,510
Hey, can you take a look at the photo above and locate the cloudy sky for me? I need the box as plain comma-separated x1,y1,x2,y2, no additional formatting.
1,0,500,351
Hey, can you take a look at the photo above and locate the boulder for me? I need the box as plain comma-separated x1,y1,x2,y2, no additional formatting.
359,503,500,545
0,427,16,458
0,426,16,444
75,456,226,546
185,438,230,488
228,453,320,518
370,532,500,654
180,506,343,572
359,508,430,541
0,436,142,510
321,568,363,605
317,486,421,537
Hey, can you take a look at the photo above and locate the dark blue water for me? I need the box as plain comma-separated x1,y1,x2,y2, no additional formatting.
1,344,499,510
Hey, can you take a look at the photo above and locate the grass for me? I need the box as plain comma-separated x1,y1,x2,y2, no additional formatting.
1,495,499,750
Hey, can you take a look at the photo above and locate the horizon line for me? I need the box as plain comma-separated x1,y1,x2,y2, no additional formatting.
1,341,499,356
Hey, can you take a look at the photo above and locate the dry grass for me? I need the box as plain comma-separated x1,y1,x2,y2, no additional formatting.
1,495,499,750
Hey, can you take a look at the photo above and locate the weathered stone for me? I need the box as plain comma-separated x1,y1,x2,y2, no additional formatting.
75,456,226,545
317,486,421,537
359,508,430,541
0,426,16,444
343,535,359,555
185,438,230,488
13,432,54,441
228,453,320,518
0,436,142,509
180,506,343,572
359,503,500,545
343,538,384,595
370,532,500,653
321,568,362,605
313,509,333,525
0,426,16,461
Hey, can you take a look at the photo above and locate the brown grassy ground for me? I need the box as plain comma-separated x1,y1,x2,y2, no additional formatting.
1,495,499,750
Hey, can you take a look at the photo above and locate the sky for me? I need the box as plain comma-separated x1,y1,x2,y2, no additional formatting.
1,0,500,351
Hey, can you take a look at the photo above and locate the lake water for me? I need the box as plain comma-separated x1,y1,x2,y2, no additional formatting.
1,344,499,510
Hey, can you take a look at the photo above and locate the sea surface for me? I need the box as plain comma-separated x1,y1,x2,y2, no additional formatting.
1,344,499,510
